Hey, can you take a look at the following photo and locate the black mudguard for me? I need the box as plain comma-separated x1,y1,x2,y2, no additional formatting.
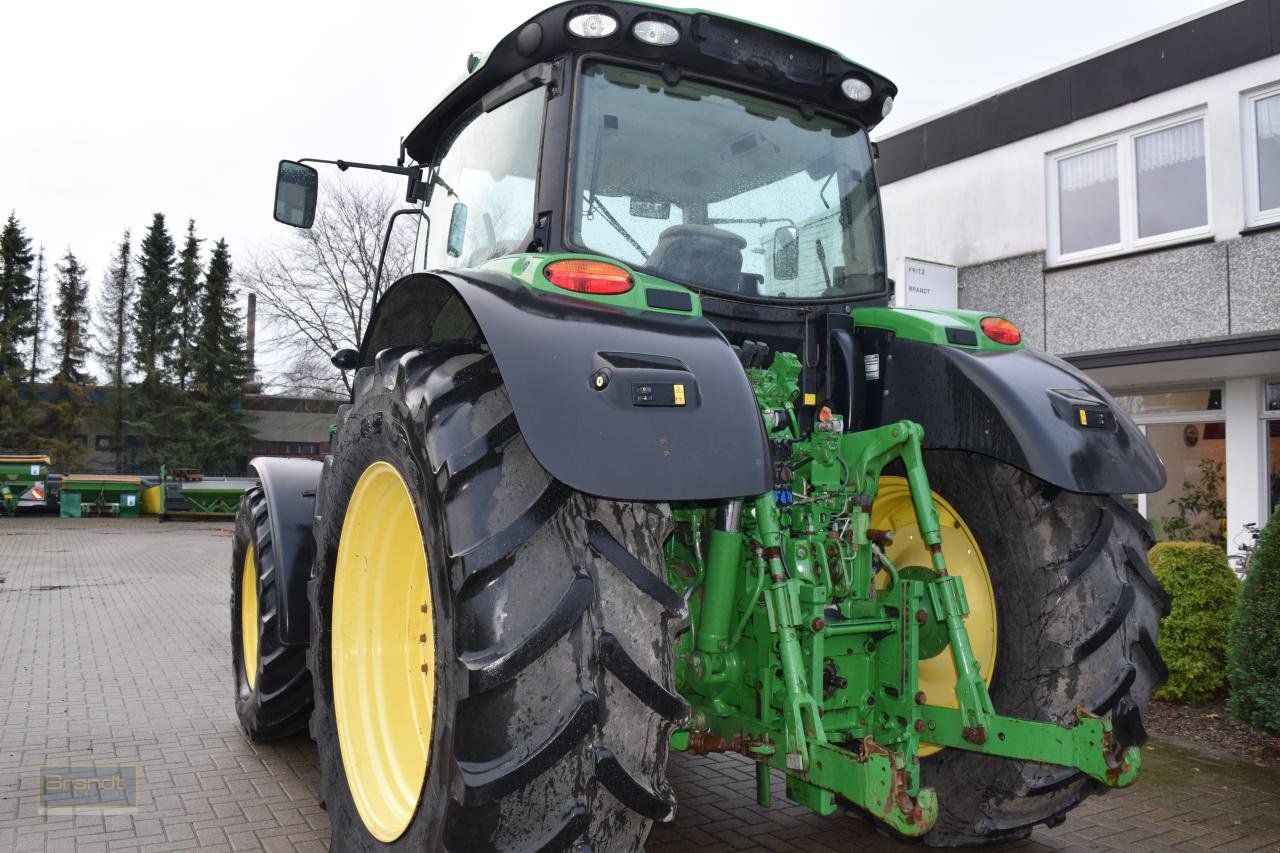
857,334,1166,496
248,456,323,647
363,271,772,502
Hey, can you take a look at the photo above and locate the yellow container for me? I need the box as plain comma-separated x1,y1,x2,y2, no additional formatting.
141,485,165,516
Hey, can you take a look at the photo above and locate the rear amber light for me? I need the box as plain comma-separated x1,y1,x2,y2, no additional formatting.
980,316,1022,346
544,259,634,295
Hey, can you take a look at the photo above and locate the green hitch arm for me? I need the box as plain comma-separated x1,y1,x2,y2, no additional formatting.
899,425,993,730
753,492,826,767
930,576,994,732
696,500,745,655
919,704,1142,788
898,423,946,573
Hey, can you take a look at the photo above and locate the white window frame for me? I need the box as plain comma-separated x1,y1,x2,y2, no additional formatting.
1243,82,1280,228
1046,107,1212,266
1264,377,1280,417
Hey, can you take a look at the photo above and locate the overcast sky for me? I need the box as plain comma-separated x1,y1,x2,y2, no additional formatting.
2,0,1224,307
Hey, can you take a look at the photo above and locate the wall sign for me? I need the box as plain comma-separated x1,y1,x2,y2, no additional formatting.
902,258,958,309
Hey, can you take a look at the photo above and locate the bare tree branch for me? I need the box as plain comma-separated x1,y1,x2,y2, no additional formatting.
241,177,416,397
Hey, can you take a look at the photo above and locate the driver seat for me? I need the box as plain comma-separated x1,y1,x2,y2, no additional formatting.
647,224,746,293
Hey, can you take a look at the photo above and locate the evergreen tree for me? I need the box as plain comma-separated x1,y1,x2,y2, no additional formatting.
131,213,177,397
194,240,250,397
0,212,36,448
53,250,90,384
130,213,178,468
37,250,92,470
0,212,35,374
181,239,250,473
95,231,133,472
173,219,203,391
29,247,45,385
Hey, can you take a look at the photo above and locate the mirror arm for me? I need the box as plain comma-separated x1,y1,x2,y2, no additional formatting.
297,158,430,204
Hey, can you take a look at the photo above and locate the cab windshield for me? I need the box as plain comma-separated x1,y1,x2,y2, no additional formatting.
570,62,885,301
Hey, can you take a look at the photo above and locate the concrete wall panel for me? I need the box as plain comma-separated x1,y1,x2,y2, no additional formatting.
1227,229,1280,335
1044,242,1229,353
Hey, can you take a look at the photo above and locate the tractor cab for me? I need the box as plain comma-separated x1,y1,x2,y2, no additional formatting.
398,2,895,312
271,3,897,310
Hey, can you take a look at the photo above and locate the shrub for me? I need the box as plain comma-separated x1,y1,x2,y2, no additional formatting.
1160,458,1226,547
1228,506,1280,734
1148,541,1238,702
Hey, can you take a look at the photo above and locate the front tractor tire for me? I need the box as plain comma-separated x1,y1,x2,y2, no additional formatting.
308,344,686,852
885,452,1170,847
231,487,314,741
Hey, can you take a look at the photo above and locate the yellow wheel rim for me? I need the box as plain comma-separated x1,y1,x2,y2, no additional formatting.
872,476,997,756
332,461,435,842
241,546,258,691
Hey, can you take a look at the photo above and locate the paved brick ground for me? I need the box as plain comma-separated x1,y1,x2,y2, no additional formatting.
1,516,1278,852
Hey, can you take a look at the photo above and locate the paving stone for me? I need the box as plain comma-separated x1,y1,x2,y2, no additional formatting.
3,516,1280,851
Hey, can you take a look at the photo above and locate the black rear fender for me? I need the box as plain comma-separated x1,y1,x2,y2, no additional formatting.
248,456,323,647
858,332,1165,496
362,271,773,502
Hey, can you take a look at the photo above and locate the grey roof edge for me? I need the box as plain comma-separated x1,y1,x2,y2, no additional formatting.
1061,330,1280,370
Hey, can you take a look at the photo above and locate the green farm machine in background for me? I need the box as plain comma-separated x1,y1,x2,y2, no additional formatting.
152,468,256,520
59,475,144,518
0,454,50,515
229,4,1170,850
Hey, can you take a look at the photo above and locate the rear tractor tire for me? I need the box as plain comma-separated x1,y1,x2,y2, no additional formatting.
874,452,1169,847
308,344,687,851
231,487,314,741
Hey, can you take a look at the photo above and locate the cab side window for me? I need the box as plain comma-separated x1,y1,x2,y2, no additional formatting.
423,86,546,270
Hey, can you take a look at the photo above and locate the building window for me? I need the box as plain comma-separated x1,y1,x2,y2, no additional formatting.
1057,144,1120,255
1113,386,1225,541
1047,111,1209,265
1245,86,1280,227
251,440,321,457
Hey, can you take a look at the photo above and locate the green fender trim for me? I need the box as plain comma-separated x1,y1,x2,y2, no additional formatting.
478,252,702,316
852,306,1024,351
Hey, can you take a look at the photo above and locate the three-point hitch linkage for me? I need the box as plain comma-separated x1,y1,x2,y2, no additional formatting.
665,353,1140,835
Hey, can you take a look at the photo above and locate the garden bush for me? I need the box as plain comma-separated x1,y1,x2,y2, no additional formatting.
1228,506,1280,734
1148,541,1238,702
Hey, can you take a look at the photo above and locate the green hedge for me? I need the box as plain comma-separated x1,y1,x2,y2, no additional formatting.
1228,506,1280,734
1148,542,1239,702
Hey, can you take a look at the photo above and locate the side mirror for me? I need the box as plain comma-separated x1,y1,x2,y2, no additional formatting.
773,225,799,280
274,160,318,229
446,202,469,258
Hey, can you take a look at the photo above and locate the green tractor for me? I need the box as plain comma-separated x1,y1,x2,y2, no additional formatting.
231,3,1169,849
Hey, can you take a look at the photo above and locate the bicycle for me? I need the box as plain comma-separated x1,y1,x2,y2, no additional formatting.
1227,522,1260,581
